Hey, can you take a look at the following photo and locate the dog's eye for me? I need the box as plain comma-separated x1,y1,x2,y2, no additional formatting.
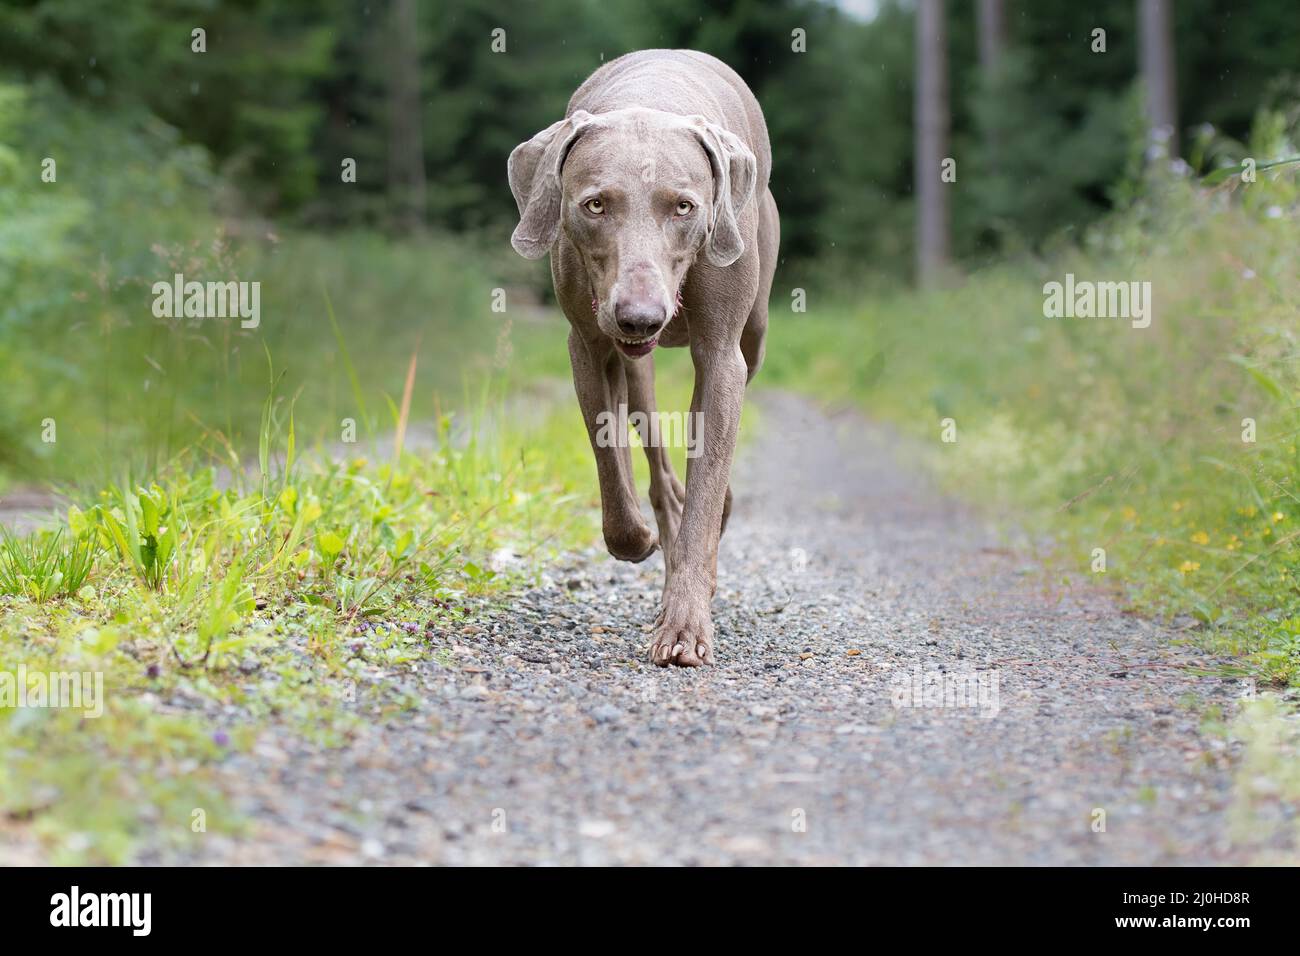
675,201,694,217
584,198,604,215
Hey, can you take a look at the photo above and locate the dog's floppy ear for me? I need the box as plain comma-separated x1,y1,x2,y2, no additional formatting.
688,116,758,267
508,110,596,259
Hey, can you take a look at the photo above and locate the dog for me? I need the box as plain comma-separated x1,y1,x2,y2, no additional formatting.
508,50,779,666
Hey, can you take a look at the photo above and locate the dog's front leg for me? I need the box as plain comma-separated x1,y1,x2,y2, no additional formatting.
568,329,658,562
624,356,686,586
648,338,747,667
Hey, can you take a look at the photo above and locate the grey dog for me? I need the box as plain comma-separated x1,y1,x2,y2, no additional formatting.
509,49,779,666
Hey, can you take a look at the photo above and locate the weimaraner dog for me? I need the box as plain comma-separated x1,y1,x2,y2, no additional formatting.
508,49,779,666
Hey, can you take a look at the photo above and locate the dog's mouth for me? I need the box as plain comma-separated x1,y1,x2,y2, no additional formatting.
615,334,659,357
593,287,670,358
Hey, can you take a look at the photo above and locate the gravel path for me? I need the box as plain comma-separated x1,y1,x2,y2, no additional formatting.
170,389,1272,866
0,487,62,535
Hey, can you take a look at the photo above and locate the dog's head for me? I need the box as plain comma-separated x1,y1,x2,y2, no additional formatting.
508,107,756,357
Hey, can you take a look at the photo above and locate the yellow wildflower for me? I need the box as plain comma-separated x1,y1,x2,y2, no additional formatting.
1179,560,1200,574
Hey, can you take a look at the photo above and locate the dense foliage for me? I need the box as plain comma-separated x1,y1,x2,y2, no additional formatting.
3,0,1297,276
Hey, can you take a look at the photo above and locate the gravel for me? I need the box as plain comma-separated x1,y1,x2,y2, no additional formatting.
184,391,1263,865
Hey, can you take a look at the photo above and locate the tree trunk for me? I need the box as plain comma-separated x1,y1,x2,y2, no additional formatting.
1138,0,1178,160
388,0,426,234
976,0,1006,73
915,0,950,286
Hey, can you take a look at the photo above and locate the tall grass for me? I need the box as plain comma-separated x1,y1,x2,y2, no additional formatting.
0,80,546,489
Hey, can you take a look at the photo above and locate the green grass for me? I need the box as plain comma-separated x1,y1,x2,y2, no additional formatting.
765,169,1300,688
1227,695,1300,855
0,79,556,488
0,527,96,602
0,375,601,863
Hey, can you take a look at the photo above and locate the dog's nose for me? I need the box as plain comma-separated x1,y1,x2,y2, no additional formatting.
614,300,666,338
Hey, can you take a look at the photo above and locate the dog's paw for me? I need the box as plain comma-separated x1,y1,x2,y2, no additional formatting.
647,597,715,667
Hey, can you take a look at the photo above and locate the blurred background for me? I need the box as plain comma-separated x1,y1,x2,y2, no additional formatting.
2,0,1296,485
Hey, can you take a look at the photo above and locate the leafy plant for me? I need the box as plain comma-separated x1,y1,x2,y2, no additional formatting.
90,486,181,590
